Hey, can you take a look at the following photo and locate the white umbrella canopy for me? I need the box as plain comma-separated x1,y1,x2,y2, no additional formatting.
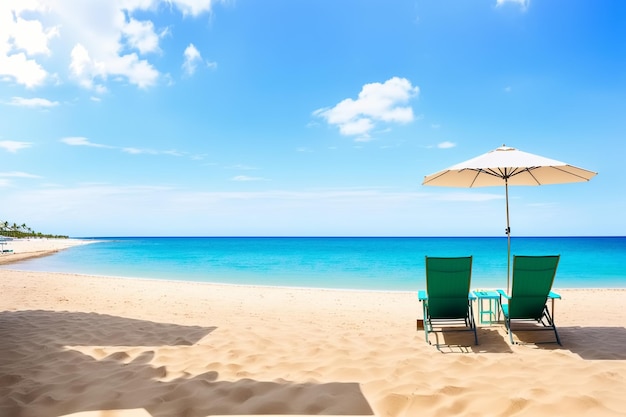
423,145,597,187
422,145,597,292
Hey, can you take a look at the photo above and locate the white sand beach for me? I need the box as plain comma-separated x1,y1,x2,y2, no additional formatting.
1,240,625,416
0,238,95,265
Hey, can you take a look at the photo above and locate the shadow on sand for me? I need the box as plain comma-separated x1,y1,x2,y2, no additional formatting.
0,310,373,416
511,325,626,360
423,326,513,354
418,323,626,359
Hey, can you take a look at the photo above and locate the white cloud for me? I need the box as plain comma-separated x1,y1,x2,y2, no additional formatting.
171,0,219,17
8,97,59,108
62,138,194,159
496,0,529,11
61,137,111,148
1,0,220,90
0,1,59,88
340,118,374,137
437,141,456,149
0,171,41,178
314,77,419,140
68,44,95,89
182,43,203,76
0,140,33,152
122,18,161,55
0,52,49,88
122,147,154,154
122,147,185,156
9,13,59,55
163,150,185,157
69,42,159,90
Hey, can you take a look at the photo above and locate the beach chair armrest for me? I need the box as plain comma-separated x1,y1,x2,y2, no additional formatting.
497,289,510,299
548,291,561,299
468,292,477,301
418,290,427,302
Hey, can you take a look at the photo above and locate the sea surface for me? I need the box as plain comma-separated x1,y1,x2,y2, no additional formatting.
2,237,625,291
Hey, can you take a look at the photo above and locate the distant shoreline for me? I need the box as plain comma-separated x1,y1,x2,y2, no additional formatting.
0,238,94,265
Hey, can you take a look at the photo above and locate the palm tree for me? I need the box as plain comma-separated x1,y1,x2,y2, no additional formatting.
0,219,68,239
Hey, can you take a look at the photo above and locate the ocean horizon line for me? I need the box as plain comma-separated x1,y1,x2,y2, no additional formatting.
74,235,626,239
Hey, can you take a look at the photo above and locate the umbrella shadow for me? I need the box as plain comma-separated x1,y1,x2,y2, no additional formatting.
512,325,626,360
0,310,373,416
425,327,513,354
471,327,514,353
0,309,214,347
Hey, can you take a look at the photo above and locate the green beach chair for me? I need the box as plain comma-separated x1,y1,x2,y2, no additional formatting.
497,255,562,345
418,256,478,346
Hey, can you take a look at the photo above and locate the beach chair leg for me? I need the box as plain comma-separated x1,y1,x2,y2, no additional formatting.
471,322,478,345
468,301,478,345
505,317,515,345
422,303,431,344
553,326,562,345
542,306,562,345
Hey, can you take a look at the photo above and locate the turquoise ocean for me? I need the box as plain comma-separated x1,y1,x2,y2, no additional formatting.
2,237,625,291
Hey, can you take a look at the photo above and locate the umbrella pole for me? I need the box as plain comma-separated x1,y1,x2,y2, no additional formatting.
505,178,511,294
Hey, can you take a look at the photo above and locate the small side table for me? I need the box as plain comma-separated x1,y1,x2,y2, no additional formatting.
473,290,501,324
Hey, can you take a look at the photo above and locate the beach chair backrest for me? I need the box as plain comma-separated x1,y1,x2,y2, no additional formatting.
509,255,560,319
425,256,472,318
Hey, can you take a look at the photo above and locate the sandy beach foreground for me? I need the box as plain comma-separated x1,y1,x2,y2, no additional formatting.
1,241,626,416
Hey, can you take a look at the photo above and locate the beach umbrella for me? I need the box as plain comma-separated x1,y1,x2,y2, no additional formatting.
422,145,597,292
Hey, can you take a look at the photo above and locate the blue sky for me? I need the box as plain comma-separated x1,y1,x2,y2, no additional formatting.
1,0,624,237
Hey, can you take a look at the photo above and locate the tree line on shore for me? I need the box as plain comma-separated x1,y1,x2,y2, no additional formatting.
1,221,68,239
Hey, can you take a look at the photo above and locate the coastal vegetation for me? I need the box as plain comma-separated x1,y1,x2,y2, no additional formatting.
0,221,68,239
